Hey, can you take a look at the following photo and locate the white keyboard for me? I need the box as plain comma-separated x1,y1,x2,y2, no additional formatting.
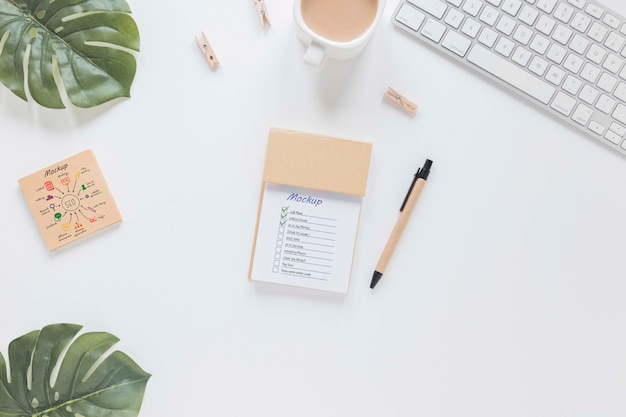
393,0,626,156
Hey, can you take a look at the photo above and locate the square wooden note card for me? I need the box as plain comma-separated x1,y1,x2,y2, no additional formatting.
18,150,122,251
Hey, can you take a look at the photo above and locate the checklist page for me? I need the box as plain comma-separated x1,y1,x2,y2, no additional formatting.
250,183,363,293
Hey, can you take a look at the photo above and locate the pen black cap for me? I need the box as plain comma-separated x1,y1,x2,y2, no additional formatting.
417,159,432,180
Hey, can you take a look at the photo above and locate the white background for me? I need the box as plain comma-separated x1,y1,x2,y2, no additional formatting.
2,1,625,416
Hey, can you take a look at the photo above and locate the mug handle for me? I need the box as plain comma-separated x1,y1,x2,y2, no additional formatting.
303,41,327,70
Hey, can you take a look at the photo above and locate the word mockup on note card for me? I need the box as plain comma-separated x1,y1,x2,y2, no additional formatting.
18,150,122,251
249,128,372,294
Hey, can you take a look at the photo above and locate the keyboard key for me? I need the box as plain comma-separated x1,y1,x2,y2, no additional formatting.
546,65,566,85
478,27,498,47
586,44,607,64
605,32,625,53
479,6,500,26
588,120,606,135
551,91,576,115
444,8,465,28
513,25,533,45
536,0,557,14
563,74,583,95
467,44,556,104
461,18,482,38
567,0,585,9
463,0,484,17
614,82,626,101
447,0,463,6
598,73,617,92
536,15,556,35
409,0,448,19
609,122,625,134
570,12,591,33
563,53,584,73
519,5,539,25
596,94,616,113
496,15,516,35
554,3,574,23
529,56,550,75
585,3,604,19
512,46,532,66
605,130,622,144
396,4,426,31
530,34,550,54
547,44,567,64
442,30,472,56
603,14,620,30
421,18,447,42
579,84,600,104
588,22,608,43
495,37,515,56
613,104,626,124
552,24,573,44
609,122,626,136
572,103,593,125
502,0,522,16
569,34,589,54
603,54,623,73
580,63,601,83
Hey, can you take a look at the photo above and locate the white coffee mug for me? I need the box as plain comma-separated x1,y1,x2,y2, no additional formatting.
293,0,387,70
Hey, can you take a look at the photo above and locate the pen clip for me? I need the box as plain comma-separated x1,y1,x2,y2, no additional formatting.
400,169,420,212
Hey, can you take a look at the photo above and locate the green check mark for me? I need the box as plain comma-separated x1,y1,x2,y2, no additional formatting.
279,206,289,225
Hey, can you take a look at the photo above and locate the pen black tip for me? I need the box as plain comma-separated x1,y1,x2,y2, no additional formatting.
370,271,383,289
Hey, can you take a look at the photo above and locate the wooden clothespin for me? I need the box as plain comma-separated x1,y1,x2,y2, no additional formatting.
384,87,418,113
195,32,219,69
254,0,271,27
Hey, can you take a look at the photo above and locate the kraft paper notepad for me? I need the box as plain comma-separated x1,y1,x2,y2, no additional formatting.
19,150,122,251
249,128,372,293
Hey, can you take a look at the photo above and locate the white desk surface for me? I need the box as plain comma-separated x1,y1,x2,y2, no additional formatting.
2,1,626,416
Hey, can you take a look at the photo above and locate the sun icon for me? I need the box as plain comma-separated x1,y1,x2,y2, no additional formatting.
49,173,96,230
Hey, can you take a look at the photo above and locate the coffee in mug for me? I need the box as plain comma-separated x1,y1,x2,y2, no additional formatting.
300,0,378,42
293,0,387,70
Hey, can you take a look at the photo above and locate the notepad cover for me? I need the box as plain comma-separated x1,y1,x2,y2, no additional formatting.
248,128,372,293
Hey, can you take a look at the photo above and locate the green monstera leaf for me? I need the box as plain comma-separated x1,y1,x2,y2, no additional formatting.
0,323,151,417
0,0,140,109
